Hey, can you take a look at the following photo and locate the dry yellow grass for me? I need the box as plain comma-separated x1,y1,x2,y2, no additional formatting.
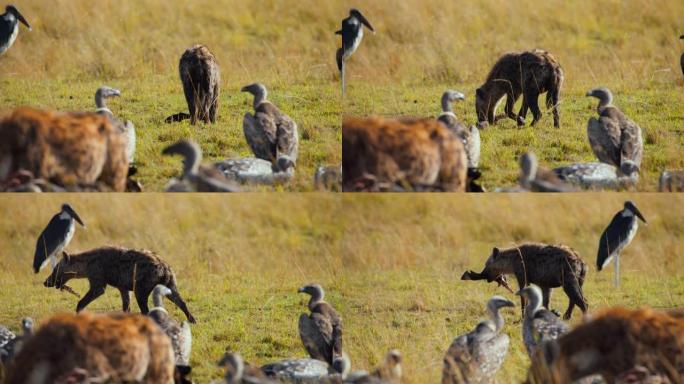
0,194,682,382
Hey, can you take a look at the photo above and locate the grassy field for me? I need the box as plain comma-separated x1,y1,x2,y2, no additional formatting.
1,194,683,382
341,0,684,191
0,0,343,191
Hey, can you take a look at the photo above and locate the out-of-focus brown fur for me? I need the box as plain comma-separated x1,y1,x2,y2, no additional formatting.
0,107,129,191
342,116,467,192
6,312,175,384
528,307,684,383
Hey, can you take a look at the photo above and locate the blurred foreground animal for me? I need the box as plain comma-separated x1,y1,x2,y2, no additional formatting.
336,9,374,97
462,243,588,320
348,349,403,384
5,312,175,384
476,49,563,128
43,246,196,323
298,284,343,365
33,203,84,273
516,152,576,192
94,86,137,165
553,162,637,191
0,5,31,56
0,107,130,191
173,45,221,125
527,307,684,383
517,284,570,357
443,296,514,384
596,201,646,287
437,90,483,192
214,157,294,186
163,140,239,192
586,87,643,179
148,285,192,368
0,318,33,365
261,354,347,382
342,116,467,192
217,352,275,384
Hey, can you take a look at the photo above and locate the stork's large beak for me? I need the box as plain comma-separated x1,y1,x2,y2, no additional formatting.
66,207,85,227
632,205,647,224
15,9,32,31
357,13,374,33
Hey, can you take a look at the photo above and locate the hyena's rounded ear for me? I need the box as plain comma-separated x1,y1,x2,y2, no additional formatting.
492,247,499,256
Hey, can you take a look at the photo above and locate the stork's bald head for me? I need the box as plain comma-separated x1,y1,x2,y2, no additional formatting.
61,203,85,227
6,5,31,30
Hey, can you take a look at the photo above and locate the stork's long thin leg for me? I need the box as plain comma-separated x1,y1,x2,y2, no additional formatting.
341,60,346,98
614,254,620,288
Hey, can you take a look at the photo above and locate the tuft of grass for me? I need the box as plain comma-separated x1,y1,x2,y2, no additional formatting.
0,194,683,382
0,0,343,191
340,0,684,191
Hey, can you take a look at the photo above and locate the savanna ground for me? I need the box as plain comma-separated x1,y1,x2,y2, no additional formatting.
341,0,684,191
0,0,343,191
1,194,683,382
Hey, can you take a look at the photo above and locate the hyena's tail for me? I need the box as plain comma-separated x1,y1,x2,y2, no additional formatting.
546,64,564,111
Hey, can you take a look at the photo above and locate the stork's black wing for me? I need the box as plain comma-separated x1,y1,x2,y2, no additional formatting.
33,214,70,273
597,212,632,270
341,18,360,53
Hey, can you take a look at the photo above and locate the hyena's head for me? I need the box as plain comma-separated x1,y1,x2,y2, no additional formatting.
43,253,76,289
483,247,514,280
474,87,489,126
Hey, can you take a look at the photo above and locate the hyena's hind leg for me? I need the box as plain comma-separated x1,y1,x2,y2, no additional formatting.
167,285,196,324
134,283,155,315
541,286,551,309
524,89,542,126
562,277,588,320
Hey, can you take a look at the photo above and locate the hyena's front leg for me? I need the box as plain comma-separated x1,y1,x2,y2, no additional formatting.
118,288,131,312
77,283,106,312
517,99,528,127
